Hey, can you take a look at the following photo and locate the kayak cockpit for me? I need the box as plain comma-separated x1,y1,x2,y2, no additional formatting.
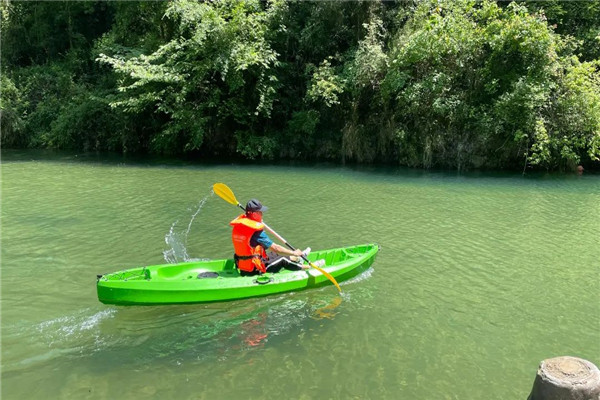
97,259,239,283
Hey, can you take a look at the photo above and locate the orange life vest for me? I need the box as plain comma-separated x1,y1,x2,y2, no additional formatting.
230,214,267,273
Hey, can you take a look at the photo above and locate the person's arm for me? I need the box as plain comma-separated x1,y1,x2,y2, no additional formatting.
252,231,302,257
269,242,303,257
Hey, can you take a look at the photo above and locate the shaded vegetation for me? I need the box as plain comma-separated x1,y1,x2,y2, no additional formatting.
2,0,599,171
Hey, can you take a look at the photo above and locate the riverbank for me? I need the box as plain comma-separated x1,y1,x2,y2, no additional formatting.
2,148,598,176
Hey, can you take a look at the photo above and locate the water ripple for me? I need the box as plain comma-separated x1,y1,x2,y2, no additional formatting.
2,157,599,399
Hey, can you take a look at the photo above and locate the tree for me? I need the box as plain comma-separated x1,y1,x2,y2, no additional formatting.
98,0,284,157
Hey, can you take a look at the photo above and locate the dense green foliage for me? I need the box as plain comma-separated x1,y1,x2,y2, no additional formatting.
2,0,599,171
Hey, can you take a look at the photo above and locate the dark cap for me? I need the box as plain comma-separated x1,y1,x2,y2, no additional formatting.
246,199,268,212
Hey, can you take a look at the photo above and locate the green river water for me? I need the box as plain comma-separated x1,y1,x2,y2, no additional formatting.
2,151,599,399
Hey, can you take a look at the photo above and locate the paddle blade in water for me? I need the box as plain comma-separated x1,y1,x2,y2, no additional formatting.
213,183,239,206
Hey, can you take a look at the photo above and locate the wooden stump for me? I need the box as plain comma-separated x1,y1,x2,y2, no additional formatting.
528,356,600,400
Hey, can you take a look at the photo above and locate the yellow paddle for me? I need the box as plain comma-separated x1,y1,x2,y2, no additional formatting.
213,182,342,293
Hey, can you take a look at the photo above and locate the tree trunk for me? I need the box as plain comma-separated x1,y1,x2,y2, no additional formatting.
528,356,600,400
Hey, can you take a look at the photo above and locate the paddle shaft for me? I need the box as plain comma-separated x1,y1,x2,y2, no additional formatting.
237,204,299,253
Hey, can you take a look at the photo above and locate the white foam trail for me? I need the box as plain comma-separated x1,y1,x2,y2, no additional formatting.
340,291,352,302
0,309,118,371
341,267,374,286
37,309,116,338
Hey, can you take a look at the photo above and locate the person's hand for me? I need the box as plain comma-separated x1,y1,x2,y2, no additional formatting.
292,249,303,257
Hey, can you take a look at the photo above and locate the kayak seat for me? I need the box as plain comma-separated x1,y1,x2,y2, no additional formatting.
197,272,219,279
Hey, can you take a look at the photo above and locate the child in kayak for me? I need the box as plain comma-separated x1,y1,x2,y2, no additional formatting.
230,199,310,277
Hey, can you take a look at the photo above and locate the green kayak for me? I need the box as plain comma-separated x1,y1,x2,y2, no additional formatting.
97,243,378,305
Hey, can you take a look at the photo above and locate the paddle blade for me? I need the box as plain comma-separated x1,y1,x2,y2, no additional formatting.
306,258,342,293
213,183,239,206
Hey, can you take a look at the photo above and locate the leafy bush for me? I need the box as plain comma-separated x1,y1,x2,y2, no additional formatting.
0,73,26,147
2,0,599,170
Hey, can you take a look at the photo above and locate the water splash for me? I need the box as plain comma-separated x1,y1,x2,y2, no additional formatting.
184,195,208,242
341,267,374,286
163,191,213,263
163,221,190,263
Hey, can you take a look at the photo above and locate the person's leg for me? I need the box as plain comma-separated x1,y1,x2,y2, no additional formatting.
265,253,286,273
265,252,304,273
239,269,260,277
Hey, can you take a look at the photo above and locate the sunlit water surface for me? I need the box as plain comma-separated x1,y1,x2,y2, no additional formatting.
2,151,599,399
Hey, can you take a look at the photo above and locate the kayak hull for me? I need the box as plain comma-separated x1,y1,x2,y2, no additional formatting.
97,243,378,305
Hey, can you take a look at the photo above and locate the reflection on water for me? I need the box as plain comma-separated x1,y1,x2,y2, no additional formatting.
2,280,370,375
223,294,347,349
239,314,269,347
311,296,343,320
